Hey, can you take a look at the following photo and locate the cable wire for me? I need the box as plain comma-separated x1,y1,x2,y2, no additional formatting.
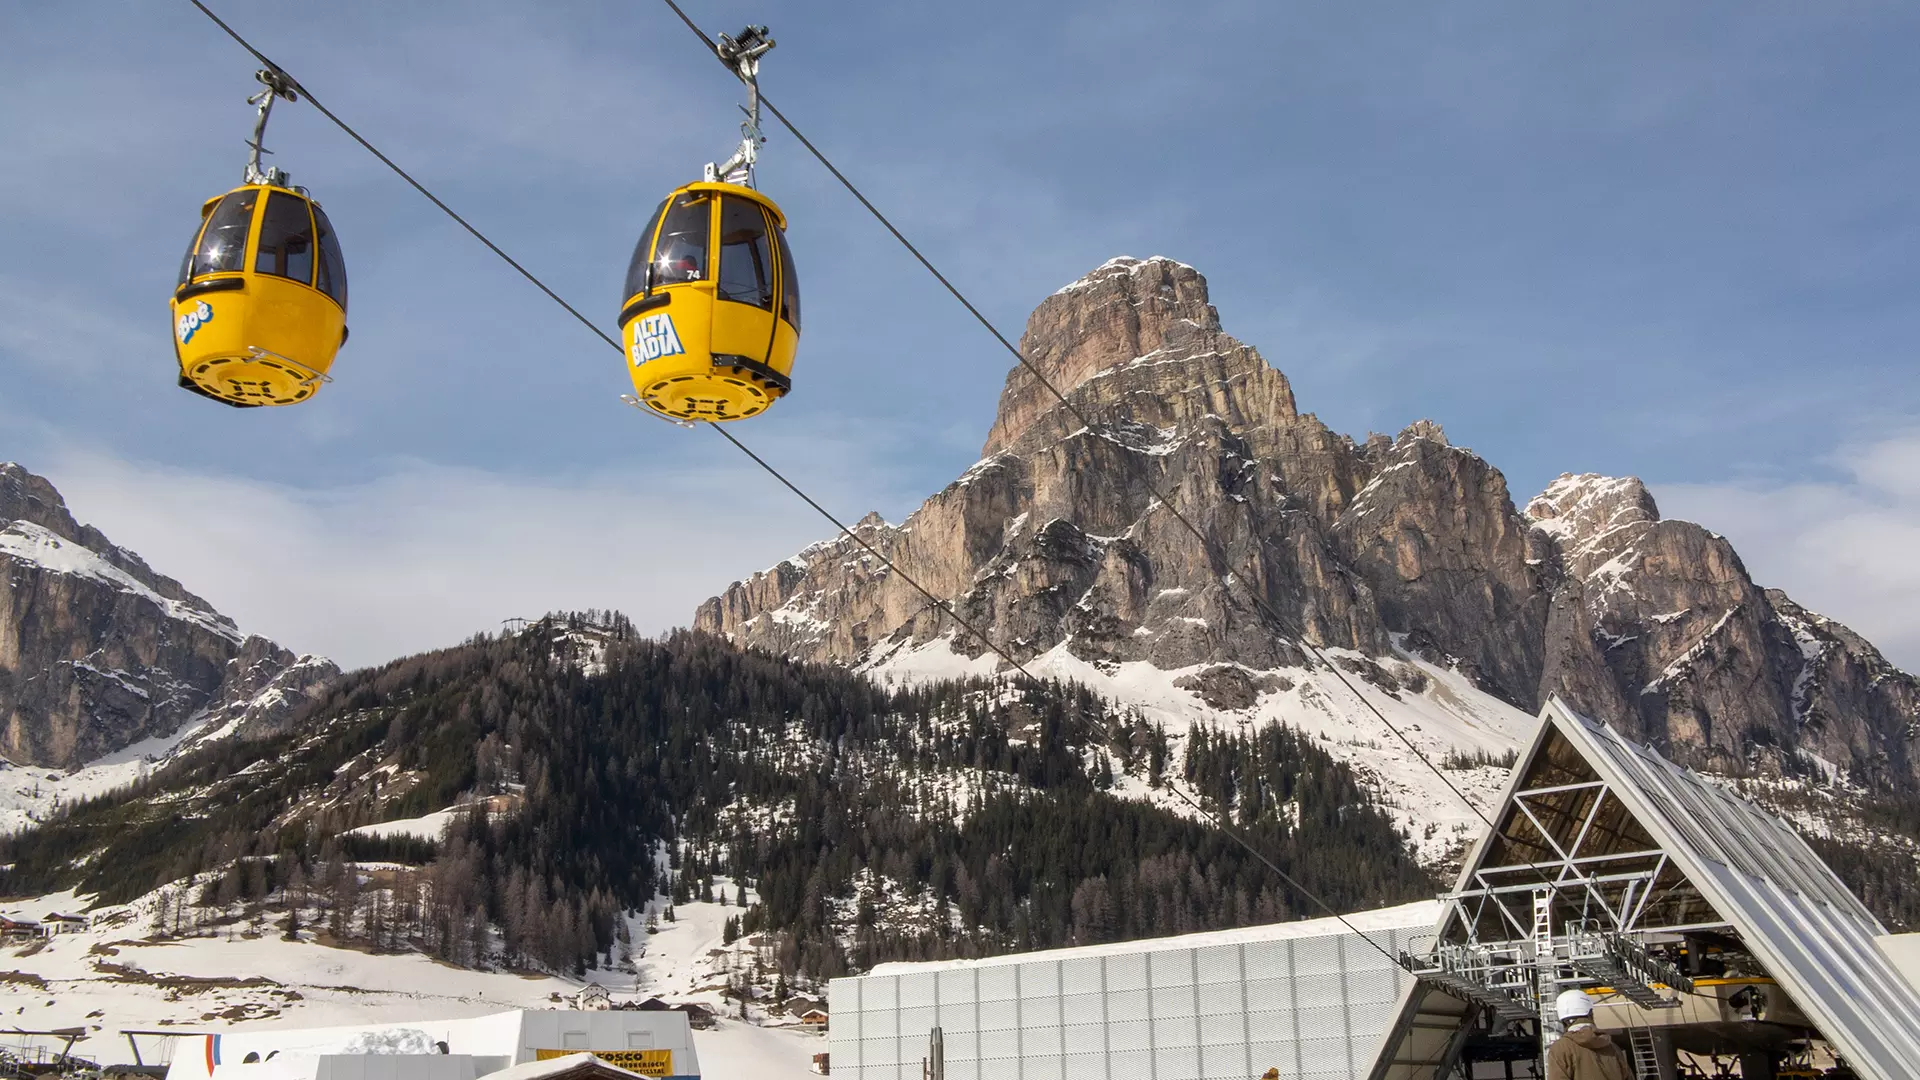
652,0,1499,835
186,0,623,353
182,0,1445,965
707,430,1397,952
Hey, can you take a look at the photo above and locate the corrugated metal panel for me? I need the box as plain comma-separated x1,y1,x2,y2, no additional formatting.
1544,698,1920,1080
1369,697,1920,1080
829,916,1427,1079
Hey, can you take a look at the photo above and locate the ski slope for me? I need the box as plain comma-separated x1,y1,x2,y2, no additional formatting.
0,881,823,1079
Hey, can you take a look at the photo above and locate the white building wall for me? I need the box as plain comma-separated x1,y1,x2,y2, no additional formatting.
166,1011,699,1080
828,905,1433,1080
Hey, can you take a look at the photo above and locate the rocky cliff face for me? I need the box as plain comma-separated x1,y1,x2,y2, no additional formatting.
696,256,1919,794
1526,472,1919,786
0,463,337,769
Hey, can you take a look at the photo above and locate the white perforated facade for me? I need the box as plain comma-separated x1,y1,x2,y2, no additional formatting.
827,903,1436,1080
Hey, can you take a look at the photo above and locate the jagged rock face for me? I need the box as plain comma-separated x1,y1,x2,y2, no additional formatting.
0,463,337,769
1334,431,1548,705
700,257,1396,674
696,257,1920,792
1527,473,1919,783
1769,590,1920,789
982,258,1249,456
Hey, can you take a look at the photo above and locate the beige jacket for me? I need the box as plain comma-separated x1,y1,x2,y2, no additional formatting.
1547,1024,1630,1080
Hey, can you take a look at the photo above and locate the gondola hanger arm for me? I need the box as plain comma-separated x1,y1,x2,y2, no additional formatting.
704,25,774,187
244,65,301,186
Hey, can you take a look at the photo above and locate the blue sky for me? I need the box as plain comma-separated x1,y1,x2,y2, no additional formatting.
3,0,1917,669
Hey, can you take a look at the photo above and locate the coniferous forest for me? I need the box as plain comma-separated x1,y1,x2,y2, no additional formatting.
0,616,1433,981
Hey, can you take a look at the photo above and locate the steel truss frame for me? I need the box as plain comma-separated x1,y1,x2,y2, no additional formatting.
1402,773,1712,1046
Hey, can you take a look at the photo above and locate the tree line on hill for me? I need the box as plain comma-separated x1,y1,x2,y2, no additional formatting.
4,618,1434,978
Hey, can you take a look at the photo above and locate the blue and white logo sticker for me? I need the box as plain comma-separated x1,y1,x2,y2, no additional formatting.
631,312,685,364
176,300,214,345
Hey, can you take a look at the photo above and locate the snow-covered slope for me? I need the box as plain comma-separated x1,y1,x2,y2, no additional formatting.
0,722,207,834
864,634,1535,863
0,648,336,836
2,463,338,773
0,520,242,644
0,877,823,1079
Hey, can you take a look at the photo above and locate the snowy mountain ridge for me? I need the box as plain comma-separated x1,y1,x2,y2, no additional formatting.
861,632,1528,862
0,518,243,644
1,462,338,778
698,255,1920,864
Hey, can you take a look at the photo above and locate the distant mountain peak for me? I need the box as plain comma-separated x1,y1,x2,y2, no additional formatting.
700,257,1920,807
982,255,1261,457
0,463,337,772
1528,472,1660,531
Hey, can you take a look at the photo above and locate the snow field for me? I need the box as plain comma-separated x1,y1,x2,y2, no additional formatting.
0,718,219,835
0,877,823,1079
864,634,1538,864
0,521,242,644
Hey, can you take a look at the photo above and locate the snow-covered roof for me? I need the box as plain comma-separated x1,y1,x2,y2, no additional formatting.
166,1011,698,1080
866,900,1438,975
475,1054,640,1080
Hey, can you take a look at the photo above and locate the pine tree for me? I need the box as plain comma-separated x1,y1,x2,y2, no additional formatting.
0,628,1447,984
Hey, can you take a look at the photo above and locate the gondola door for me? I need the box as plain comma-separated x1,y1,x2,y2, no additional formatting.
705,194,781,417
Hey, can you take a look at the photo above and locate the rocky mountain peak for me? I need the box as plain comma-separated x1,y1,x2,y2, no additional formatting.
1396,419,1448,447
1,463,337,770
982,256,1246,456
1525,473,1661,579
1,462,71,536
701,257,1919,802
1527,472,1659,536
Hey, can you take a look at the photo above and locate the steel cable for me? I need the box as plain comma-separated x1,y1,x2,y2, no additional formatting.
652,0,1498,834
182,0,1469,964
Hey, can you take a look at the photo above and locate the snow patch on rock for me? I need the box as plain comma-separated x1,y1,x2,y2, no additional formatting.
862,633,1535,865
1,520,243,644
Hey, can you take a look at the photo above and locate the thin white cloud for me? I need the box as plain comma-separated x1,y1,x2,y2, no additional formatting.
32,444,916,672
16,428,1920,683
0,276,151,378
1655,431,1920,673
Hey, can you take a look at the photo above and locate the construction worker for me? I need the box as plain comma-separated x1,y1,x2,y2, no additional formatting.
1549,989,1631,1080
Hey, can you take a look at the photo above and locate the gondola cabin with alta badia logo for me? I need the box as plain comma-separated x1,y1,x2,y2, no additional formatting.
618,25,797,424
619,181,797,422
170,67,348,408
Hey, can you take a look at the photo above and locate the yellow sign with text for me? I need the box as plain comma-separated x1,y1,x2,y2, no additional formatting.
534,1049,673,1078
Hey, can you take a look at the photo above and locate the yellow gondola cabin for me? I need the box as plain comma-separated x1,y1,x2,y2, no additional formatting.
619,181,799,422
171,182,349,407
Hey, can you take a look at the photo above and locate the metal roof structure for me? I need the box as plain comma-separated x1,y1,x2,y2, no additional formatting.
1370,696,1920,1080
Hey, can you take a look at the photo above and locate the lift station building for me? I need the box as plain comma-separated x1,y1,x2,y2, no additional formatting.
827,699,1920,1080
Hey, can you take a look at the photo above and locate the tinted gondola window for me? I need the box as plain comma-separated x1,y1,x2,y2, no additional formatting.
312,203,348,310
653,193,710,284
189,189,258,279
255,192,316,283
775,226,800,331
717,198,774,310
623,198,669,302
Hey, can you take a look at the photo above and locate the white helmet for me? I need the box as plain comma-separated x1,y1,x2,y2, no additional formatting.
1556,989,1595,1021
